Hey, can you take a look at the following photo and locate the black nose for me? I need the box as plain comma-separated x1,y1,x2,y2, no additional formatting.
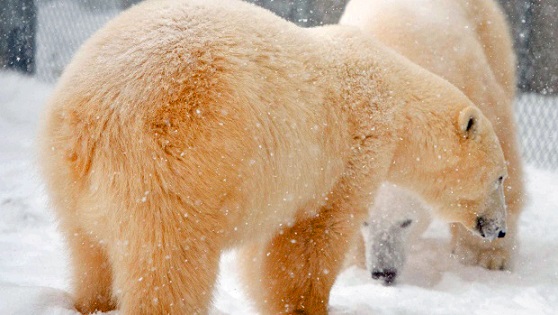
498,230,506,238
371,268,398,285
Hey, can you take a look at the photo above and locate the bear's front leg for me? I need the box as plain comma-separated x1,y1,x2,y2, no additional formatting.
450,216,518,270
451,223,510,270
241,198,365,314
451,181,523,270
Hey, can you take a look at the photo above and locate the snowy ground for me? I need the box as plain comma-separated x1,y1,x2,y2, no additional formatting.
1,71,558,314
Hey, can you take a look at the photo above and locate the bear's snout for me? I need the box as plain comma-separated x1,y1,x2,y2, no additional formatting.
476,216,506,241
371,268,398,285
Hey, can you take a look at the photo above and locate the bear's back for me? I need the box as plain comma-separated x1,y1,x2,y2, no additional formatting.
40,0,354,244
340,0,515,103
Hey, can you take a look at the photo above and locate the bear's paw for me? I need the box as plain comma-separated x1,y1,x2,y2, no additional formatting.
451,238,510,271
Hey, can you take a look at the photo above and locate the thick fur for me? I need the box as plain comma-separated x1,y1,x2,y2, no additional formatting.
39,0,507,314
341,0,524,273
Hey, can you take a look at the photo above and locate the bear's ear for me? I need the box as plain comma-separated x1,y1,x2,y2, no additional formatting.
458,106,481,139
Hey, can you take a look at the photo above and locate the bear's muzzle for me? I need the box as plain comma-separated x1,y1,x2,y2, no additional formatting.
476,216,507,241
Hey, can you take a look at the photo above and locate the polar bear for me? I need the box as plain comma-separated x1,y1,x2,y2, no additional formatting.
340,0,524,283
345,184,432,285
39,0,508,314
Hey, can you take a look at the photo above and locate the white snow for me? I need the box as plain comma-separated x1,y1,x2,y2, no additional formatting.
1,71,558,314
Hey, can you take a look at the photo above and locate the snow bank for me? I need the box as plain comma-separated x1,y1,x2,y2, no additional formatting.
1,71,557,314
0,285,77,315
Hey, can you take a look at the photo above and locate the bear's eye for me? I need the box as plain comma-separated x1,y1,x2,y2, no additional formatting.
465,116,475,133
494,175,505,189
400,219,413,228
362,221,369,227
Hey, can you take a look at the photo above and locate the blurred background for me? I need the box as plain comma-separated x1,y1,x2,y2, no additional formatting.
1,0,557,169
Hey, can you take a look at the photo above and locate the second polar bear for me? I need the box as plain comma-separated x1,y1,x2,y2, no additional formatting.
341,0,524,283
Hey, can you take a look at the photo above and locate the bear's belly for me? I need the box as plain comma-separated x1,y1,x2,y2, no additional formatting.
222,152,345,247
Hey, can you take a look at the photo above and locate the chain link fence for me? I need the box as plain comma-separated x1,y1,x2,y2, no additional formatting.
515,94,558,169
4,0,558,169
35,0,120,81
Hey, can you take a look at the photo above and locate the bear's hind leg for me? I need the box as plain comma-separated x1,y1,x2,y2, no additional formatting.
64,226,116,313
107,204,224,315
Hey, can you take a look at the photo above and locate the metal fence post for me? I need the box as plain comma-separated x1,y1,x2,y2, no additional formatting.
0,0,37,74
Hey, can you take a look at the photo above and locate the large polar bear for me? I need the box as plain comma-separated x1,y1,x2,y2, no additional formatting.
39,0,509,314
340,0,524,283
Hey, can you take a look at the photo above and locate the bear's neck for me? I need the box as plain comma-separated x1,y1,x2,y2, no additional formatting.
304,38,420,201
328,41,428,164
319,32,453,197
338,47,465,197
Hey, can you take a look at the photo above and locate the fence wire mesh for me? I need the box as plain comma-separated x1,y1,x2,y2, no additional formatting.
27,0,558,170
515,94,558,169
35,0,119,81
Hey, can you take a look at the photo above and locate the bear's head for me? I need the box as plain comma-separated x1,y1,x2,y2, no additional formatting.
388,94,507,241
